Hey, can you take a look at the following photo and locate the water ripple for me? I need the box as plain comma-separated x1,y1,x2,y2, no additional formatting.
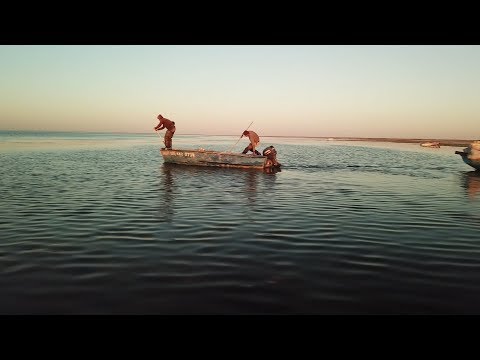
1,136,480,313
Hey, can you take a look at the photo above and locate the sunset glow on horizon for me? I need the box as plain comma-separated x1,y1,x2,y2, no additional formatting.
1,45,479,139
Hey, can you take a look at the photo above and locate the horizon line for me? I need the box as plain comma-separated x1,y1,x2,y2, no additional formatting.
0,129,477,142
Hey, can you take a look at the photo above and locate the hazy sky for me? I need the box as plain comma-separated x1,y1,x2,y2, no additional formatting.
1,45,479,139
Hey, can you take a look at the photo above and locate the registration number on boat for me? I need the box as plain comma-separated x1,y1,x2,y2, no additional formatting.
164,150,195,157
181,152,195,157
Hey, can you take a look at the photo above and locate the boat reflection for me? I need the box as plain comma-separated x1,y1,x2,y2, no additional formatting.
238,167,280,208
460,171,480,200
157,163,280,222
157,163,176,223
244,169,260,207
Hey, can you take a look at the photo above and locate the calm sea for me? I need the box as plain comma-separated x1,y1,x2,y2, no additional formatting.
1,131,479,314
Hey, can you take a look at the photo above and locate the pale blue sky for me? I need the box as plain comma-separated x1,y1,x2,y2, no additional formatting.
1,45,479,139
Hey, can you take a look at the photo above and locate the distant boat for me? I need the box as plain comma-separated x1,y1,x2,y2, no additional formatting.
455,141,480,171
160,147,281,170
420,142,441,148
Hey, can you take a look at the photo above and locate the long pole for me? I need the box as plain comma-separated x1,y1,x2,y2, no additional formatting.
155,129,164,145
225,121,254,153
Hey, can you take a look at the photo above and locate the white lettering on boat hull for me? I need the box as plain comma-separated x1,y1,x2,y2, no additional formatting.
164,150,195,158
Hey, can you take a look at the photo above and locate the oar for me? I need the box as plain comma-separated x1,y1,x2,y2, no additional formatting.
225,121,254,153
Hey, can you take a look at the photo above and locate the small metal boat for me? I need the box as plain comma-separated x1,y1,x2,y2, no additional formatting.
160,146,281,170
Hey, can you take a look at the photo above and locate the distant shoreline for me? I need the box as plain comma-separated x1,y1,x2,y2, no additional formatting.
249,136,475,148
176,133,475,147
175,134,475,147
0,130,475,147
287,137,475,147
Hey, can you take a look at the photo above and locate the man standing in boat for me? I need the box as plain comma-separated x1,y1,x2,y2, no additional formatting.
154,114,176,149
241,130,261,155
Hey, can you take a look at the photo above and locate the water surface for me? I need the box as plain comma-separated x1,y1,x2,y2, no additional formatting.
1,131,479,314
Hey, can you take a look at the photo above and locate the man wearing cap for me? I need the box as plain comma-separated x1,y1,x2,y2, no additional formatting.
241,130,261,155
154,114,176,149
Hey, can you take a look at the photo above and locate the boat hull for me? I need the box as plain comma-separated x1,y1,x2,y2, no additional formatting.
455,151,480,171
160,149,269,169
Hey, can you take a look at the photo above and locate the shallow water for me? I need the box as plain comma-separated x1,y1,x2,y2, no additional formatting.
1,131,479,314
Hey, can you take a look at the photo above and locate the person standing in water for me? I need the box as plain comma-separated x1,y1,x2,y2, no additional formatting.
154,114,176,149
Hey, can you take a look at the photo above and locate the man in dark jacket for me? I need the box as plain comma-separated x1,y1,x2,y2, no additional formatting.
154,114,176,149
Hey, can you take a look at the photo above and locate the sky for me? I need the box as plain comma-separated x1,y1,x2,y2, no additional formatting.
1,45,479,139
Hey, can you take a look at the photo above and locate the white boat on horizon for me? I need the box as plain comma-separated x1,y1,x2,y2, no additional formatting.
420,142,441,148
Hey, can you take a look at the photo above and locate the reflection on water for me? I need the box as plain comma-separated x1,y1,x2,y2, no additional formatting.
244,169,259,207
461,171,480,200
3,132,480,314
157,164,280,223
158,164,176,223
264,166,282,175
